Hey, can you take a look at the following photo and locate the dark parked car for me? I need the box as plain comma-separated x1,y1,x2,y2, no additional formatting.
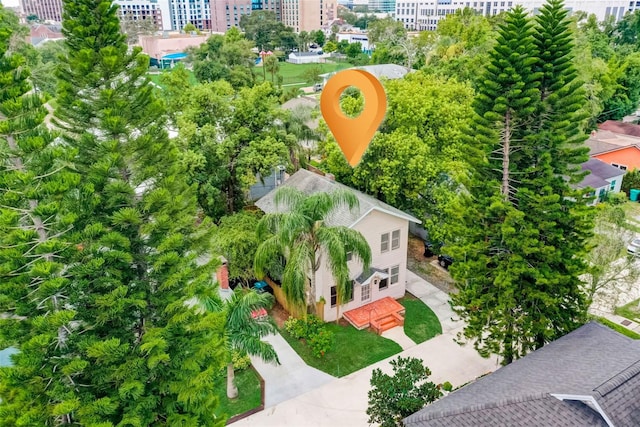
438,254,454,269
423,240,443,257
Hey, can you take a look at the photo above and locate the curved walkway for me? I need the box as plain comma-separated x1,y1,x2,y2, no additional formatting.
249,332,334,408
241,271,499,426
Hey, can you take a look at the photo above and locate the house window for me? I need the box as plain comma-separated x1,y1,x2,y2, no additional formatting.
379,277,388,290
361,283,370,301
390,265,400,284
610,180,616,191
330,283,354,307
346,251,353,261
381,233,389,252
612,163,627,171
392,229,400,250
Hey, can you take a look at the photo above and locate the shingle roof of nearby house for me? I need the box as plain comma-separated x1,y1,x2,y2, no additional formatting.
584,138,627,155
255,169,420,227
281,96,318,111
599,120,640,137
290,52,322,57
577,158,626,190
404,322,640,427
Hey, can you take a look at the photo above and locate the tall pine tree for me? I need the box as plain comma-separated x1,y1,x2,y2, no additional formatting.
0,7,80,424
46,0,226,424
450,1,593,365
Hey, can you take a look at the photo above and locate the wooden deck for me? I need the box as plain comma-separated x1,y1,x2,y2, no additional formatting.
343,297,405,334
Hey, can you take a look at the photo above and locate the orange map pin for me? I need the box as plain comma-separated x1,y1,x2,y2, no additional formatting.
320,69,387,167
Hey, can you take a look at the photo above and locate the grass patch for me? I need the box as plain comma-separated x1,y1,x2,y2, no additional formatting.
399,296,442,344
593,316,640,340
281,322,402,377
614,298,640,322
258,61,352,86
146,69,198,90
214,368,262,420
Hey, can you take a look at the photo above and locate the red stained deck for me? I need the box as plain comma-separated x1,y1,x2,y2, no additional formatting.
343,297,405,333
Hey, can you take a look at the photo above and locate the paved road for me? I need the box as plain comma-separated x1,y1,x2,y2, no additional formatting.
240,271,499,426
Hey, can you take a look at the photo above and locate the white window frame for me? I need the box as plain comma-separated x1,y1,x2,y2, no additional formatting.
391,229,400,250
381,232,389,253
361,283,371,301
390,265,400,285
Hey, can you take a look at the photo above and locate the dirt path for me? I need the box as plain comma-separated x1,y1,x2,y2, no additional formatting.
407,235,455,294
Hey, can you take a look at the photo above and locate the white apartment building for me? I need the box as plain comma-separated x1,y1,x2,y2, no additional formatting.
114,0,172,31
396,0,640,31
168,0,212,30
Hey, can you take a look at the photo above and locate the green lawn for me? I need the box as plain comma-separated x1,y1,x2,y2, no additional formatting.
214,368,262,421
281,322,402,377
614,298,640,323
146,69,198,90
593,316,640,340
399,296,442,344
258,61,353,86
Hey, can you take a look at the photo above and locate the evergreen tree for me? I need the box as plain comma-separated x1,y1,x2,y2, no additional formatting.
449,2,593,365
0,7,79,424
38,0,227,424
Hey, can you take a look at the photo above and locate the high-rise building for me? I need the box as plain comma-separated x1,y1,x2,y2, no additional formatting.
368,0,394,13
20,0,63,22
396,0,640,31
281,0,337,32
210,0,251,32
114,0,171,31
168,0,212,30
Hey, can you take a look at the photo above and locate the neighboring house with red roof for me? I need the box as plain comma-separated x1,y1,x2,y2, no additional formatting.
405,322,640,427
598,120,640,138
585,129,640,171
29,24,63,47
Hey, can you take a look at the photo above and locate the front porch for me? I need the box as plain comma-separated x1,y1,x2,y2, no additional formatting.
343,297,405,334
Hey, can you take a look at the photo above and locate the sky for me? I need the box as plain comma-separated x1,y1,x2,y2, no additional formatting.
2,0,19,7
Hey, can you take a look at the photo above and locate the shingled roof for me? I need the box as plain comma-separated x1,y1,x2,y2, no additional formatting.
404,322,640,427
255,169,420,227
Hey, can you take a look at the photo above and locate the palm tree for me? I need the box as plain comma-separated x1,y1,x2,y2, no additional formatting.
203,288,279,399
281,106,320,169
254,187,372,318
264,54,279,84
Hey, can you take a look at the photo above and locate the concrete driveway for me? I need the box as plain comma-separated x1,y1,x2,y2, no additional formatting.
239,271,499,426
249,332,334,408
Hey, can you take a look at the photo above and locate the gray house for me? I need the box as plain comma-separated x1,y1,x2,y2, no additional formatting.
578,158,626,205
404,322,640,426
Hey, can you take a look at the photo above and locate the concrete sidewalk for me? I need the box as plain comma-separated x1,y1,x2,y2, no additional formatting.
239,271,498,426
249,332,334,408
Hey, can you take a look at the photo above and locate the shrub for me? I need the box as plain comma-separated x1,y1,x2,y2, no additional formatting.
309,329,334,358
607,192,628,206
231,349,252,371
284,315,323,340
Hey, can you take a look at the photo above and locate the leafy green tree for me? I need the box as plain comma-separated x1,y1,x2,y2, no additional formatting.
183,22,197,33
212,212,261,287
189,29,256,88
48,0,228,424
254,187,371,316
158,62,193,120
367,356,442,427
323,40,338,53
203,288,278,399
176,82,289,220
319,71,475,243
312,29,326,47
240,11,295,52
448,2,593,365
0,7,80,424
